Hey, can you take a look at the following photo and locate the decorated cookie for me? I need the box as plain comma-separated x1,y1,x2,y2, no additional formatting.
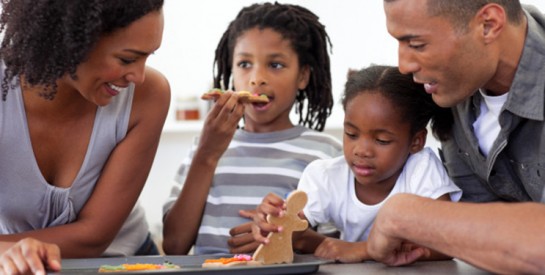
253,190,309,264
201,254,262,268
98,261,180,272
200,89,269,103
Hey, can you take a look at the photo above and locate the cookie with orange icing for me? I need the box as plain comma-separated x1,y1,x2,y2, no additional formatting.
201,89,269,103
201,254,262,268
98,262,181,272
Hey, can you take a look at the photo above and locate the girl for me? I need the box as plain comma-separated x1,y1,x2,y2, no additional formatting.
0,0,169,273
253,65,462,263
162,2,342,255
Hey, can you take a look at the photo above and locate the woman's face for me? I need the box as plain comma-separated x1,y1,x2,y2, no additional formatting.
63,9,164,106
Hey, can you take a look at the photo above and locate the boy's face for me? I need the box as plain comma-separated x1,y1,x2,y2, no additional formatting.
231,27,310,132
384,0,496,107
343,92,422,195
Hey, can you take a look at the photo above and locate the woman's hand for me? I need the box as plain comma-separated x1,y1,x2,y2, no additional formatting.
0,238,61,275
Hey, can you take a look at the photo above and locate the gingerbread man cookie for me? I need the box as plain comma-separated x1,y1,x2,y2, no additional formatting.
253,190,308,264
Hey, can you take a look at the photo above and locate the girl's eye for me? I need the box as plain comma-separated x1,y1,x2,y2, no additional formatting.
376,139,392,145
344,131,357,139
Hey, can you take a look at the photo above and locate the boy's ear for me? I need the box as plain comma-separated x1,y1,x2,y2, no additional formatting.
409,128,427,154
297,65,311,90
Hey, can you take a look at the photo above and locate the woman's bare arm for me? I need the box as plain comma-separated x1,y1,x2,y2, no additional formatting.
0,67,170,257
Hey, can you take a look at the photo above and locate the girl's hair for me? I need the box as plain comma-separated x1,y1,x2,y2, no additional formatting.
213,2,333,131
342,65,453,141
0,0,164,100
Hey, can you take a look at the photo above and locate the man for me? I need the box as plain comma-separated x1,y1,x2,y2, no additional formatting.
367,0,545,274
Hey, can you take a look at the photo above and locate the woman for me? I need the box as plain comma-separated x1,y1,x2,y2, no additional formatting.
0,0,169,274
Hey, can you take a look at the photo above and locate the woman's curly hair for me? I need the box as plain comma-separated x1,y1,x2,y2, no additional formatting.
0,0,164,100
213,2,333,131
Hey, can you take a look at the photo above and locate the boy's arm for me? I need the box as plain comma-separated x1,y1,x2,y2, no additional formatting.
162,93,244,255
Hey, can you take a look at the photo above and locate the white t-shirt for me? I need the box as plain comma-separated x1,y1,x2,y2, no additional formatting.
473,90,508,157
298,147,462,242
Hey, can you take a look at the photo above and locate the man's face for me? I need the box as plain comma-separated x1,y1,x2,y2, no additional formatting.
384,0,496,107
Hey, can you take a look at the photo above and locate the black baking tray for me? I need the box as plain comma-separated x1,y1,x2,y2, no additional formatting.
51,254,330,274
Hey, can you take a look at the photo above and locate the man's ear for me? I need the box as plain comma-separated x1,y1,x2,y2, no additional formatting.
409,128,427,154
297,65,311,90
476,3,506,43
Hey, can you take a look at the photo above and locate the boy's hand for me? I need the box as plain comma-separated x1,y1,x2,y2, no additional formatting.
227,210,260,254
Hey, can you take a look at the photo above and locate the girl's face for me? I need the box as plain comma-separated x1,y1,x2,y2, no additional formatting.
61,10,164,106
232,27,310,133
343,92,425,202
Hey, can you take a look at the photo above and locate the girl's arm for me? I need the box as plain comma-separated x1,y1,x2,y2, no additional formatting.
299,194,454,263
162,92,245,255
367,193,545,274
0,67,170,257
292,227,326,254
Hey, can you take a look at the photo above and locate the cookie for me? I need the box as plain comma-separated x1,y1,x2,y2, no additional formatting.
201,254,261,268
98,262,180,272
253,190,309,265
200,89,269,103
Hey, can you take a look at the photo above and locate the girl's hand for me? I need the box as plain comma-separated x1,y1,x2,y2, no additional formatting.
371,242,428,266
0,238,61,275
314,238,369,263
251,193,287,244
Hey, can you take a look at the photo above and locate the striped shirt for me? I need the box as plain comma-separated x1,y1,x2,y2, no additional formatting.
163,125,342,254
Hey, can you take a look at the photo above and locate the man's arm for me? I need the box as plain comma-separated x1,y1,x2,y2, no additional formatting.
367,193,545,274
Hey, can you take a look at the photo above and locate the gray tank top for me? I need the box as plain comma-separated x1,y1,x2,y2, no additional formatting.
0,74,148,256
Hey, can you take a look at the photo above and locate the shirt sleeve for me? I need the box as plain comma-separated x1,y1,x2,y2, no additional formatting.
297,159,333,227
403,148,463,202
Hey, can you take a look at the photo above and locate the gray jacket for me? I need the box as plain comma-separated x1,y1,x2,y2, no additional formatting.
440,5,545,203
